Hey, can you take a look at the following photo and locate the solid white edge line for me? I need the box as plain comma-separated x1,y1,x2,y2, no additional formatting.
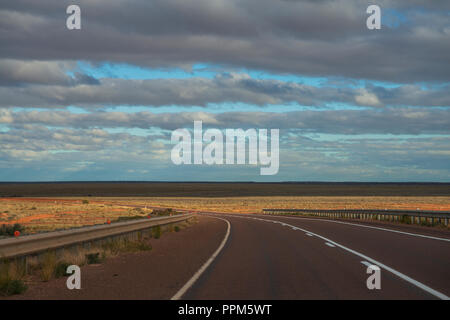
216,212,450,242
170,216,231,300
267,215,450,243
219,213,450,300
325,242,336,247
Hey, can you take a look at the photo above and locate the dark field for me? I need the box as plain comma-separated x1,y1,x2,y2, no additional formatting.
0,182,448,197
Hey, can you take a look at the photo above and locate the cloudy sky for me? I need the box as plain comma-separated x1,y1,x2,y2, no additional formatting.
0,0,449,182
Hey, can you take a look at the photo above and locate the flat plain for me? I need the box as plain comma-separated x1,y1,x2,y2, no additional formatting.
0,182,449,233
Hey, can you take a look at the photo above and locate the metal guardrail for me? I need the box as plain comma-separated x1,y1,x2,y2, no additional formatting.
262,209,450,226
0,213,194,259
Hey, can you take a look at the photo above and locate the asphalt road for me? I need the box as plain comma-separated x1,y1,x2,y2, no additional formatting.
9,213,450,300
180,213,450,300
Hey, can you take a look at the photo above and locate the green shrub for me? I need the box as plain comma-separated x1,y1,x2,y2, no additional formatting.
0,260,27,296
0,279,27,296
82,200,89,204
85,252,101,264
174,226,180,232
400,215,411,224
420,220,433,227
152,226,161,239
54,261,71,278
116,215,144,222
0,223,25,236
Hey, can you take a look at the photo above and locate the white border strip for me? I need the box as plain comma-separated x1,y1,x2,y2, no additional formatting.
171,217,231,300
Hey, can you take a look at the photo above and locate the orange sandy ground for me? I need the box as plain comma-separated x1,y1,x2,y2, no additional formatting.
0,198,143,233
1,196,449,233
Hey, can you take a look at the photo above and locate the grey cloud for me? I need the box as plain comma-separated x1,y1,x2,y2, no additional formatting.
1,107,449,135
0,0,449,83
0,60,99,86
0,124,164,154
0,73,448,108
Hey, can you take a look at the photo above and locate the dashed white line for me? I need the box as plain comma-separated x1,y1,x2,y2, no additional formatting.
265,215,450,243
278,219,449,300
325,242,336,247
216,213,449,300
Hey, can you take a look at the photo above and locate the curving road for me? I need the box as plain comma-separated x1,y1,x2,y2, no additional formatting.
10,213,450,300
178,213,450,300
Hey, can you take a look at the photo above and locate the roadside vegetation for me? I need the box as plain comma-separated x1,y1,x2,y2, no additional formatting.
0,218,194,297
0,223,25,237
0,199,155,233
103,196,450,215
1,196,448,234
0,260,27,296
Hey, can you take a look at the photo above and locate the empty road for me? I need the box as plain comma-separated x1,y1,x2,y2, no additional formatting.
10,213,450,300
178,213,450,300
